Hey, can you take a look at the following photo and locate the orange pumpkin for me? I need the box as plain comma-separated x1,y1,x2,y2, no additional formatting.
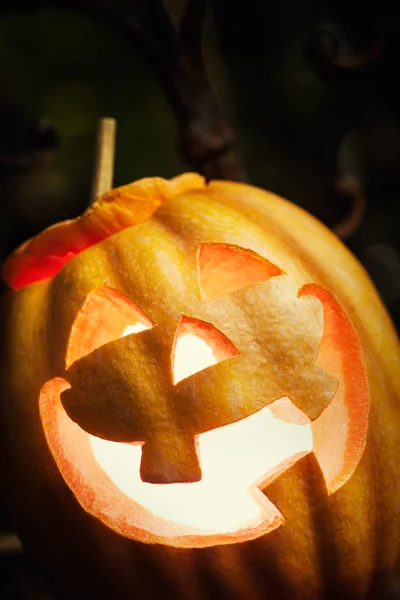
1,173,400,599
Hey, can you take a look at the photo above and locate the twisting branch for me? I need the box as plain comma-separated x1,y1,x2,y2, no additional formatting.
332,175,366,241
180,0,208,60
145,0,179,61
305,17,393,82
133,0,246,180
169,0,246,180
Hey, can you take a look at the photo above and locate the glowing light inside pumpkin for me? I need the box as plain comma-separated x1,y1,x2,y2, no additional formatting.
173,333,217,383
121,322,149,336
88,332,313,534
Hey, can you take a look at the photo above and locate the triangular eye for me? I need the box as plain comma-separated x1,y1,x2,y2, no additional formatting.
172,316,238,384
198,243,283,300
66,284,153,368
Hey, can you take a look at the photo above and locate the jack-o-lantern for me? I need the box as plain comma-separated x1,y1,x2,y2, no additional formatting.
1,173,400,599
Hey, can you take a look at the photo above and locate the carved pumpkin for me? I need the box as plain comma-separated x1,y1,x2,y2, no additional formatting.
1,173,400,599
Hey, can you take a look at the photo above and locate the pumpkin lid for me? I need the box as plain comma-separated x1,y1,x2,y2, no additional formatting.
3,173,205,290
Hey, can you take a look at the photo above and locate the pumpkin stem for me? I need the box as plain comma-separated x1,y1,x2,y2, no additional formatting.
90,117,117,204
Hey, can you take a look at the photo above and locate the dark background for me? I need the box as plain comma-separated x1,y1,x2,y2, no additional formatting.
0,1,400,597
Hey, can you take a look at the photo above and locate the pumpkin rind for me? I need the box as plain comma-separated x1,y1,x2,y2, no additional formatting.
1,175,400,599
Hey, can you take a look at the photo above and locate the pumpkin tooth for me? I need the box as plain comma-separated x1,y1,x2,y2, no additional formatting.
140,435,202,484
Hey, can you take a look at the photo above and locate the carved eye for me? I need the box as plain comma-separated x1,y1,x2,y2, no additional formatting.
172,315,239,384
66,284,153,368
198,243,283,300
